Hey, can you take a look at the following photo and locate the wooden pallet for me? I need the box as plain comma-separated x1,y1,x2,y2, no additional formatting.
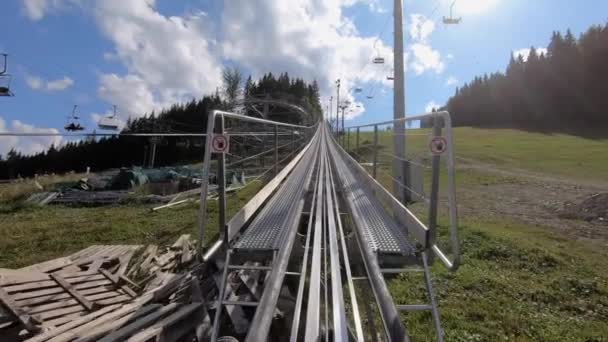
24,274,207,342
0,245,141,334
1,238,208,342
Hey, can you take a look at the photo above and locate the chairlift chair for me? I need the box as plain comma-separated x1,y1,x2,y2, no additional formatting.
0,75,13,97
98,105,120,131
443,1,462,25
0,54,14,97
354,87,363,93
373,57,385,64
366,95,374,99
65,105,85,132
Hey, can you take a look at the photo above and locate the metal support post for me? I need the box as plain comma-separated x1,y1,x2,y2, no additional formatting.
149,137,157,168
341,107,345,146
196,111,217,259
336,79,341,135
330,96,334,134
260,134,266,168
274,125,279,176
428,116,442,247
393,0,407,203
373,125,378,179
347,128,351,151
217,116,227,245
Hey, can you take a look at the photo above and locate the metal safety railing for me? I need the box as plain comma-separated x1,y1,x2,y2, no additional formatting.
197,110,317,261
340,111,460,271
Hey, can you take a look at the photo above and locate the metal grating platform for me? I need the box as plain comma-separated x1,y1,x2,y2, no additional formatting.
234,136,319,251
328,141,414,256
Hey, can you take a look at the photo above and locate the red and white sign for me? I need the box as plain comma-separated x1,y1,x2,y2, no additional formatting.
429,136,448,155
211,134,230,154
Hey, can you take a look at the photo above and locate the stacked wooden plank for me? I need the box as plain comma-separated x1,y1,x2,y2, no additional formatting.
0,245,141,340
22,273,208,342
0,237,211,342
127,235,196,283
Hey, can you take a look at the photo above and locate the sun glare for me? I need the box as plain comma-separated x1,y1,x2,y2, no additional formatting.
453,0,498,15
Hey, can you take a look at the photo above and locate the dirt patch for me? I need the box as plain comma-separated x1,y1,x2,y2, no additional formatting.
559,193,608,223
455,158,608,244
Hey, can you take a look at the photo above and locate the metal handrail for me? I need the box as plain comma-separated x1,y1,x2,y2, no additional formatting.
196,109,317,259
344,110,450,130
343,111,460,271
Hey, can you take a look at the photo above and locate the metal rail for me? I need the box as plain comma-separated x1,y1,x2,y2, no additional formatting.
327,129,410,341
344,110,461,271
244,130,320,341
304,131,326,341
290,146,322,341
324,141,350,341
327,141,365,341
196,110,459,339
196,110,317,259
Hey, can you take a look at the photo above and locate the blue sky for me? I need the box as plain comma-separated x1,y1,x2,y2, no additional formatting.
0,0,607,155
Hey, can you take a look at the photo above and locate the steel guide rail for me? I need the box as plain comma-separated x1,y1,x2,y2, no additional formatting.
326,127,411,341
243,129,321,341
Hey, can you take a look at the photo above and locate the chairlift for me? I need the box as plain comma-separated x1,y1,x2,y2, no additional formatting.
373,57,385,64
98,105,120,131
442,1,462,25
65,105,85,132
366,95,373,99
0,54,14,97
354,87,363,93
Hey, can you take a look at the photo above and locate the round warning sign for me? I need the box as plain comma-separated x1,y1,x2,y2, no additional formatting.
211,134,229,154
429,136,447,155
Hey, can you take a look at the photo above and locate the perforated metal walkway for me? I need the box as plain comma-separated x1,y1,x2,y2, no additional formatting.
327,139,414,256
234,132,319,251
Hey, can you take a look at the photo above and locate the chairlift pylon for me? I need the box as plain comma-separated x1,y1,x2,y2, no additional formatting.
98,105,120,131
443,1,462,25
65,105,85,132
0,54,14,97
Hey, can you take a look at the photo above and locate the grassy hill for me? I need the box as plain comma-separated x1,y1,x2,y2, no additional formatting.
345,127,608,340
349,127,608,183
1,127,607,340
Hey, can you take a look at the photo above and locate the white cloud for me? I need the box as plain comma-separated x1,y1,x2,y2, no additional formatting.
22,0,51,20
425,100,440,113
409,14,435,42
455,0,499,15
92,0,223,121
0,116,62,156
446,53,454,59
445,76,459,86
406,14,444,77
513,47,548,61
21,1,443,123
46,76,74,91
22,0,78,21
410,43,444,75
220,0,395,121
26,75,44,90
26,75,74,91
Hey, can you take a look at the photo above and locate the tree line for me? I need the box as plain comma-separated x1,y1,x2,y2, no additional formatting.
444,23,608,135
0,72,322,179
